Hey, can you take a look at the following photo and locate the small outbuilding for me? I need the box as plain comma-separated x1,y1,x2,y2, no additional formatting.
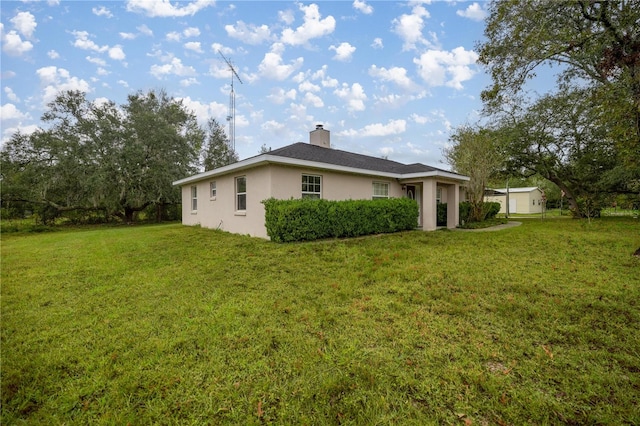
485,187,545,214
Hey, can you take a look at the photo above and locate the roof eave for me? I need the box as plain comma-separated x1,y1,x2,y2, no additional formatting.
173,154,470,186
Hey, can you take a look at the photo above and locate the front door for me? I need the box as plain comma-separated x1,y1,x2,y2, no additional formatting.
406,185,422,227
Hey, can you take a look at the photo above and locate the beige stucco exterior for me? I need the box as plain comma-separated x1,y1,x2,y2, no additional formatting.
180,162,466,239
485,187,544,214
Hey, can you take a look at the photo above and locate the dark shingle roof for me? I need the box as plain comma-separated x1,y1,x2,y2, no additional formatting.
268,142,454,175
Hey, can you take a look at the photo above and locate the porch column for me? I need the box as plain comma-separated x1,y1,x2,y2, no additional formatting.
446,183,460,228
423,179,437,231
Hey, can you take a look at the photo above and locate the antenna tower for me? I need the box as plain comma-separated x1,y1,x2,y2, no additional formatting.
218,51,243,153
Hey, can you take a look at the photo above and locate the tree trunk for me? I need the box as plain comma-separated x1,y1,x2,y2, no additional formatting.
124,207,135,224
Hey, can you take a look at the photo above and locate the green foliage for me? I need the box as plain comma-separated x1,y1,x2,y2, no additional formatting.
437,203,447,226
2,220,639,424
478,0,640,218
484,202,501,220
0,90,203,224
201,118,238,171
459,201,472,224
263,197,418,242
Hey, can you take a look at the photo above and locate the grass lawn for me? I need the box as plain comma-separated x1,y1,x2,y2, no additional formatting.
2,218,639,425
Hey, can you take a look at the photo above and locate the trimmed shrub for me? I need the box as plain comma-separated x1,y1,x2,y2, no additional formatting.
484,202,501,220
437,203,447,227
459,201,472,225
262,197,419,242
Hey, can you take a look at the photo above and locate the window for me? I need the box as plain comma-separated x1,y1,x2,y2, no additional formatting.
210,181,217,199
436,187,443,204
191,186,197,211
533,199,536,206
236,176,246,211
302,174,321,199
372,182,389,199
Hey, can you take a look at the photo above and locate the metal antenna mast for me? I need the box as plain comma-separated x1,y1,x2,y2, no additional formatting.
218,51,243,153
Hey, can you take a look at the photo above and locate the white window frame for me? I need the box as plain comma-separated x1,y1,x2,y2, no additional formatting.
210,181,217,200
235,176,247,211
372,182,389,199
436,187,443,204
191,186,198,212
301,174,322,199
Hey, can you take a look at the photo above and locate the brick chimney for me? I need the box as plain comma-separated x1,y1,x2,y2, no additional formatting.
310,124,330,148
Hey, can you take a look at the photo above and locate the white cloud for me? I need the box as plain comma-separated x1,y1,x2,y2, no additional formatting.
120,32,136,40
1,24,34,56
334,82,367,112
86,56,107,66
392,3,435,51
126,0,214,17
410,113,431,124
150,57,197,79
137,24,153,37
278,9,295,25
117,80,129,88
92,6,113,18
281,3,336,46
225,21,272,45
211,43,233,55
11,11,37,38
180,77,199,87
2,124,38,144
1,103,29,121
184,41,203,53
267,87,296,104
329,42,355,62
178,96,227,125
96,67,109,76
413,47,479,89
456,3,487,21
353,0,373,14
35,66,92,105
299,80,320,93
4,87,19,102
371,37,383,49
369,65,418,91
166,31,181,42
303,92,324,108
380,146,395,157
312,65,338,88
339,119,407,137
47,49,59,59
183,27,200,38
257,43,303,81
72,30,108,53
108,45,126,60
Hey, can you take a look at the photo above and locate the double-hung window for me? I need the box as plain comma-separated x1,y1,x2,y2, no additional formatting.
191,186,198,211
236,176,247,211
210,181,217,199
301,174,321,199
436,187,443,204
372,182,389,199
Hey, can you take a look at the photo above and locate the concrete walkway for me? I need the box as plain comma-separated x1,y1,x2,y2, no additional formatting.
455,221,522,232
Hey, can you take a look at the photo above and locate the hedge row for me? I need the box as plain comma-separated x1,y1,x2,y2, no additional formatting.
262,197,419,242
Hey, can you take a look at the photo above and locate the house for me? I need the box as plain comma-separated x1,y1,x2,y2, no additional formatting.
173,125,470,239
485,187,545,214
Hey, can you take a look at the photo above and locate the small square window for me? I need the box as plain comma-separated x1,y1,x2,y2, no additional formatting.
302,174,321,199
372,182,389,199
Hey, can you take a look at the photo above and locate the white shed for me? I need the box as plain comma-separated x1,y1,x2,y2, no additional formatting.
485,187,545,214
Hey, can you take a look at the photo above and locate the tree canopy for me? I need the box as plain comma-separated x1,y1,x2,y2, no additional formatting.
469,0,640,218
202,118,238,171
1,89,204,223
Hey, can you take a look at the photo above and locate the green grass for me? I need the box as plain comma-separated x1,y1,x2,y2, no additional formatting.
2,218,639,425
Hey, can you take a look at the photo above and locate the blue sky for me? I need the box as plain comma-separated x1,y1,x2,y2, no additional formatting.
1,0,491,168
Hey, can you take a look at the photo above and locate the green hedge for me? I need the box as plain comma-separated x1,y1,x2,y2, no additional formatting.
458,201,501,224
262,197,419,242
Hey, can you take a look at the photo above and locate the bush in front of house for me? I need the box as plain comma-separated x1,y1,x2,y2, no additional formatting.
437,203,448,227
484,202,501,220
262,197,419,242
458,201,501,225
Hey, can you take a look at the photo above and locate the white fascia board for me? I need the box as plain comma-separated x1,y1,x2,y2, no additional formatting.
399,170,470,182
173,154,470,186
